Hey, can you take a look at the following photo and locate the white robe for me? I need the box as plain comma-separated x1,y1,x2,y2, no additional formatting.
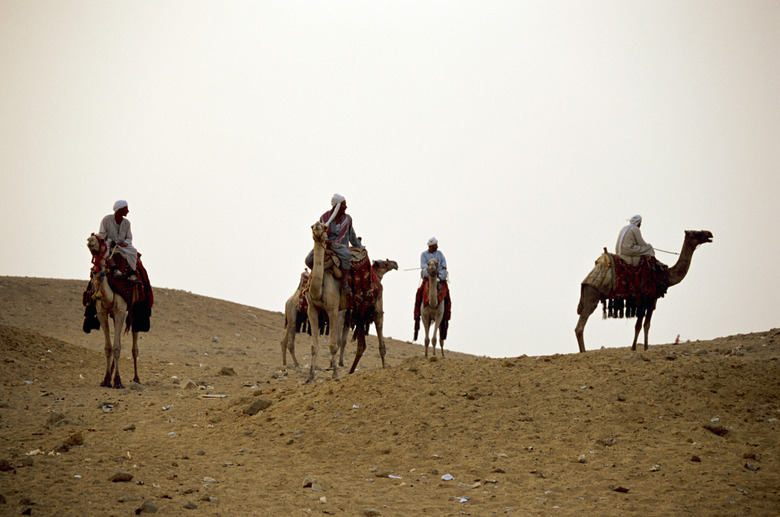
99,214,138,270
615,224,654,266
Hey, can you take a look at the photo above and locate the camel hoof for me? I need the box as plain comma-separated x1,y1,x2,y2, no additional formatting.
100,380,111,388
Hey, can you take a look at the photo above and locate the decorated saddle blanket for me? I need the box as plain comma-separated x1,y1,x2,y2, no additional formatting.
297,247,382,320
83,255,154,333
587,253,669,318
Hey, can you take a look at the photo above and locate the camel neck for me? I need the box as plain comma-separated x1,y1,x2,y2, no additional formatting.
668,237,696,286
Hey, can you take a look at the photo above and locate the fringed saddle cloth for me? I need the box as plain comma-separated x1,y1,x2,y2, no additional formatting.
297,247,382,316
583,252,669,318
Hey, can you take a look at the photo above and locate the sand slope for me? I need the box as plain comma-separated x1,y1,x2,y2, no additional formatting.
0,276,778,516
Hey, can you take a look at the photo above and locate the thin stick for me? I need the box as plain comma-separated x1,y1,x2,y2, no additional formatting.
654,248,679,255
403,267,423,271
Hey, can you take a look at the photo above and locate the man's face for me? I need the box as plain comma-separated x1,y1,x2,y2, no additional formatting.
428,244,437,253
117,206,129,217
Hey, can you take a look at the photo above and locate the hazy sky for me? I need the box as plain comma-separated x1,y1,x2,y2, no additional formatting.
2,1,778,358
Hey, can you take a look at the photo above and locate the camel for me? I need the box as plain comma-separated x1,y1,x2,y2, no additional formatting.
421,258,446,357
335,258,398,373
575,230,713,353
279,270,310,368
86,234,140,388
305,221,347,383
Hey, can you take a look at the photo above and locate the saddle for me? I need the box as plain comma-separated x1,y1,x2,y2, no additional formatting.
297,247,382,323
583,251,669,318
413,279,452,341
84,233,154,333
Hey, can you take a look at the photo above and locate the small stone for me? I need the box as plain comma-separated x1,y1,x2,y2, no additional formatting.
110,470,134,482
123,423,137,432
362,508,382,516
183,502,198,509
577,454,587,463
138,500,158,513
64,432,84,447
0,458,13,471
243,398,272,416
181,379,198,390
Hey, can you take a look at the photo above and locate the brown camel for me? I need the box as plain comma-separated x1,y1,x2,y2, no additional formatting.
87,233,140,388
305,221,346,383
279,270,309,368
336,259,398,372
421,258,446,357
575,230,713,353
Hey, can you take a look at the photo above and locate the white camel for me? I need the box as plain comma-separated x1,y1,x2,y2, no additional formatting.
87,233,140,388
305,221,346,383
421,258,446,357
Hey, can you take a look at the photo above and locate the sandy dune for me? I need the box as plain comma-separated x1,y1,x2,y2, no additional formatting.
0,276,778,516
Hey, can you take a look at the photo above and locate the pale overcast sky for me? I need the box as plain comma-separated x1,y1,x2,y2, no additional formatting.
1,1,778,358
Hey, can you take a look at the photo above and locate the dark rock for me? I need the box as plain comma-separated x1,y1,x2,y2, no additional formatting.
109,470,134,482
243,398,272,416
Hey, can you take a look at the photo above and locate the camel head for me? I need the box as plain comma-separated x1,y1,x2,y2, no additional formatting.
684,230,713,250
87,233,106,256
427,258,439,277
311,221,327,244
372,259,398,272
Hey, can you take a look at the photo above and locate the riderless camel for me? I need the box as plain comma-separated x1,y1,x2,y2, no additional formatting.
336,259,398,373
575,230,713,352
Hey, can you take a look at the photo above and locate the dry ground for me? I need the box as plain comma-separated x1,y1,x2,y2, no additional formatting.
0,276,778,516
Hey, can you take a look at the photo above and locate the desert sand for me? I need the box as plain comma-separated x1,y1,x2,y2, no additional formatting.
0,276,778,516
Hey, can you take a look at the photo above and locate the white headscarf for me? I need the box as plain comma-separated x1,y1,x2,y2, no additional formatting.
618,215,642,253
427,237,438,246
113,200,128,212
326,194,346,226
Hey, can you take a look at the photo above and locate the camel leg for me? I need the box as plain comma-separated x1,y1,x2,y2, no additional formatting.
112,311,126,388
305,307,320,383
430,309,443,356
328,308,341,379
349,329,366,374
642,307,654,351
437,315,445,357
131,332,140,384
575,285,600,353
337,311,348,368
422,317,431,357
631,307,645,351
374,309,387,368
98,309,113,387
288,331,298,367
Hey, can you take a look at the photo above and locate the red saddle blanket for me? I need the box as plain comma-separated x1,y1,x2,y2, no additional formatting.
297,248,382,321
413,279,452,340
612,255,669,300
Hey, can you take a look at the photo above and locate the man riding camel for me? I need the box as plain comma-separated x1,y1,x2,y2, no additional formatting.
615,214,655,266
420,237,448,282
305,193,363,299
99,200,139,280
